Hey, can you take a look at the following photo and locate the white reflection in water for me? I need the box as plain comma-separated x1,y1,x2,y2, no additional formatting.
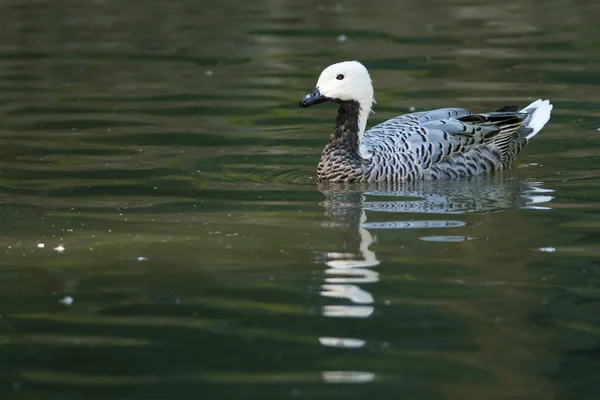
319,337,366,348
325,268,379,284
321,371,376,383
521,182,555,210
322,305,375,318
362,220,466,229
419,235,477,242
321,284,374,304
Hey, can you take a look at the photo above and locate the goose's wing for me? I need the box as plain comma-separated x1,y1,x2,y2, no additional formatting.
360,107,526,169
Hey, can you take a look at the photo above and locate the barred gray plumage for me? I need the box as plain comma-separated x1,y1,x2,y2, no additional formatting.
300,61,553,183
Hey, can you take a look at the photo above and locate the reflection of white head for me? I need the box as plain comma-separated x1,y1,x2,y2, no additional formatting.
315,61,375,138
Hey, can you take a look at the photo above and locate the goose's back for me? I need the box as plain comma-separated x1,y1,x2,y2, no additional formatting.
358,108,524,181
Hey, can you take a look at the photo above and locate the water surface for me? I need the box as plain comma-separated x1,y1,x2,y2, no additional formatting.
1,0,600,399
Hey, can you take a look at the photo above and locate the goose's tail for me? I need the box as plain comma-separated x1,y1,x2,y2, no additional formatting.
519,99,553,139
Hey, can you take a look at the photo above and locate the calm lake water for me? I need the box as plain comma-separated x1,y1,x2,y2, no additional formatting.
1,0,600,399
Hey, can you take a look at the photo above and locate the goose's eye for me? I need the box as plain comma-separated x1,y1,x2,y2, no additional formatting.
336,74,344,80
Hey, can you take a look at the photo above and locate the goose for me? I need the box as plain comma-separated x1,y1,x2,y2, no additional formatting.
299,61,552,182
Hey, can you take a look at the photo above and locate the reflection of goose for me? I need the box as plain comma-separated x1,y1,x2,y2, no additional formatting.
323,173,554,217
317,174,554,333
299,61,552,182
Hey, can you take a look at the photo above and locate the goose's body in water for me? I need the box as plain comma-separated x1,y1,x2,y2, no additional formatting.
299,61,553,183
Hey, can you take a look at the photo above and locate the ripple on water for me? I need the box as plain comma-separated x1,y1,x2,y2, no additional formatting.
1,0,600,398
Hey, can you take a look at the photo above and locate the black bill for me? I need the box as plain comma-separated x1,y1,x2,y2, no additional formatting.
299,87,330,107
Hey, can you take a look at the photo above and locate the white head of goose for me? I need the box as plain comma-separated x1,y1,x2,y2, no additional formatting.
299,60,553,183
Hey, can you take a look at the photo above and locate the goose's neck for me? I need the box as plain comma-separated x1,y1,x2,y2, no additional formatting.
318,101,369,181
330,101,369,151
357,102,370,140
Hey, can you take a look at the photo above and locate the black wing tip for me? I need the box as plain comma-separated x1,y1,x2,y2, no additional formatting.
494,105,519,112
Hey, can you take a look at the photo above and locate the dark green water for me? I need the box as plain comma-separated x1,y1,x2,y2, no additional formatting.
1,0,600,399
